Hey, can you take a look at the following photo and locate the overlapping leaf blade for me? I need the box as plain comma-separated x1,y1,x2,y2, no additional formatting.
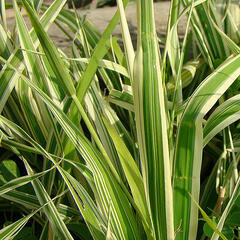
23,159,74,240
21,0,76,97
1,62,140,239
0,0,68,113
133,0,174,239
204,94,240,147
174,54,240,239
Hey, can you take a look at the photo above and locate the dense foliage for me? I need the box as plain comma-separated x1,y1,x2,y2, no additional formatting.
0,0,240,239
67,0,166,8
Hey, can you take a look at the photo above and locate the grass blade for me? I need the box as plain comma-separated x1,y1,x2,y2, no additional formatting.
133,0,174,239
0,165,53,196
75,0,130,103
1,63,140,239
211,175,240,240
22,159,74,240
0,0,68,113
189,193,228,240
204,94,240,147
21,0,76,97
116,0,134,78
103,116,152,236
0,215,32,240
174,54,240,239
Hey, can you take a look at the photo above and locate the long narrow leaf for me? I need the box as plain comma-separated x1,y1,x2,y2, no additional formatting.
204,94,240,147
21,0,76,97
23,159,74,240
103,116,152,235
75,0,130,103
0,64,140,239
133,0,174,239
0,0,68,113
174,54,240,239
0,166,54,196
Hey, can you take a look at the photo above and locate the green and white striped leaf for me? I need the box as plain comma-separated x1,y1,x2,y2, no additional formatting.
206,0,240,55
68,57,129,78
0,24,12,58
189,193,228,240
0,214,32,240
21,0,76,97
26,80,140,240
74,0,130,103
1,64,140,239
0,0,7,31
84,85,125,180
22,159,74,240
13,0,65,163
116,0,134,78
1,189,81,220
0,0,67,113
13,0,49,145
204,94,240,147
0,166,53,196
61,170,107,240
174,54,240,240
211,175,240,240
0,115,106,239
0,186,71,240
185,0,227,60
133,0,174,239
103,99,136,158
167,60,202,91
103,116,152,236
14,0,48,92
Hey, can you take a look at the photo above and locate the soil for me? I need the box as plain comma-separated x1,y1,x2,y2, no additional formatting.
6,2,187,54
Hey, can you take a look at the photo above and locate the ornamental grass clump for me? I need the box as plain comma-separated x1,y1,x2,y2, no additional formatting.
0,0,240,239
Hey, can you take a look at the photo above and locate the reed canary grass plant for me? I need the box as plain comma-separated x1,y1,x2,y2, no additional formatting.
0,0,240,239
